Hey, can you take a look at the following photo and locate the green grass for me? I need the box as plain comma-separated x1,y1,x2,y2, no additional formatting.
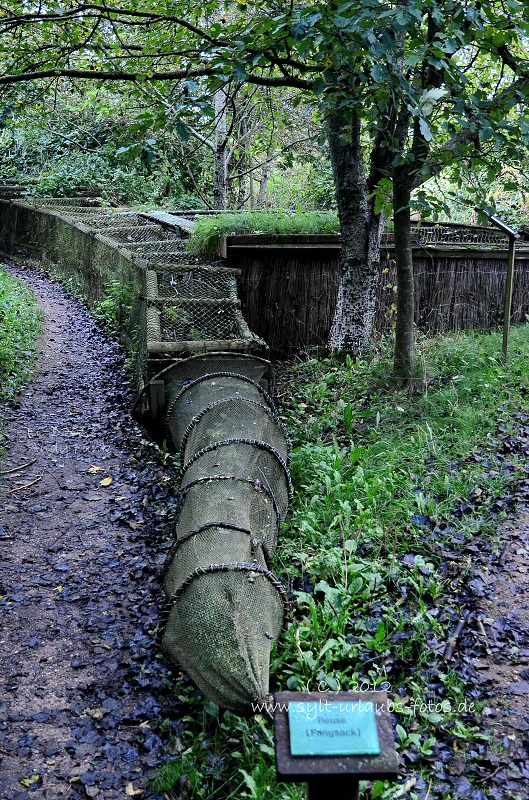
0,267,41,405
155,325,529,800
186,211,339,257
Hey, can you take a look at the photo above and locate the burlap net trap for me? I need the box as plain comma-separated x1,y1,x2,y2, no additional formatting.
159,353,291,714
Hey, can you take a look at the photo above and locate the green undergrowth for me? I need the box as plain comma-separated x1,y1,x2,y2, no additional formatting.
186,211,339,257
154,326,529,800
0,266,41,408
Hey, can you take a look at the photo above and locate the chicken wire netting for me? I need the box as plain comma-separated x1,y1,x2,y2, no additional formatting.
74,213,142,228
180,398,290,467
27,197,97,207
100,224,179,244
154,267,238,300
153,299,247,343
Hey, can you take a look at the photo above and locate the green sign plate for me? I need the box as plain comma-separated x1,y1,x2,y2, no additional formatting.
288,699,381,757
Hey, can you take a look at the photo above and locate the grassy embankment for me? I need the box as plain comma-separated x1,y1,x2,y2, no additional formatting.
152,325,529,800
0,267,41,413
186,211,340,257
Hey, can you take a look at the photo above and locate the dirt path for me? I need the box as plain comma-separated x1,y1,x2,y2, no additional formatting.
470,515,529,797
0,265,176,800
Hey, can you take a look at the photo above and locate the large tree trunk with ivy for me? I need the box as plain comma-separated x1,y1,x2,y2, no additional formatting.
327,109,386,353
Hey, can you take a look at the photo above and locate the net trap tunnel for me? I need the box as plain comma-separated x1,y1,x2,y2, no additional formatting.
130,216,292,715
0,196,292,716
151,353,292,715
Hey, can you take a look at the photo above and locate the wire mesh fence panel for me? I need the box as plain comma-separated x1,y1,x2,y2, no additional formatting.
174,478,280,555
182,440,291,520
124,239,186,254
101,225,179,244
155,268,237,299
135,253,222,269
181,398,290,467
161,567,287,713
166,373,272,448
73,213,142,228
27,197,98,207
155,299,244,342
413,225,508,246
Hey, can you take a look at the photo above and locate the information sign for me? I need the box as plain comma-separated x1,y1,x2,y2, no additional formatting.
288,699,381,757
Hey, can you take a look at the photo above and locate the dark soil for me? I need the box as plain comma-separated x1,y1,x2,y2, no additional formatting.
0,264,179,800
467,515,529,798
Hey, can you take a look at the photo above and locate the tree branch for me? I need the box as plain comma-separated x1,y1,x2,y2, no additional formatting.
0,67,312,90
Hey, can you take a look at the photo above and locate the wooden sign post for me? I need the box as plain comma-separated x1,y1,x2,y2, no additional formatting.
274,692,398,799
488,214,520,360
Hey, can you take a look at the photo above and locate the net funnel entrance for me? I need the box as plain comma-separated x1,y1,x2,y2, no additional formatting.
155,352,273,405
161,566,288,714
165,373,272,450
181,398,290,467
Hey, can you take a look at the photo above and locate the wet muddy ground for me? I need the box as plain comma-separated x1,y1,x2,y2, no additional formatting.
0,264,179,800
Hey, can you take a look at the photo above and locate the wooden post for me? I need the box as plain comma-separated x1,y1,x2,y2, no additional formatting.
149,379,165,422
486,214,520,361
503,234,516,360
307,775,359,800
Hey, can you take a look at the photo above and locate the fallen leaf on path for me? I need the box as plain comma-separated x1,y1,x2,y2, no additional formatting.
87,466,104,473
100,477,113,486
20,774,40,787
125,782,143,796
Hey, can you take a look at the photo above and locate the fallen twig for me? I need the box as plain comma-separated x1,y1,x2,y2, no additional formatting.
7,476,42,493
476,764,503,784
0,458,37,476
443,609,471,661
476,617,489,643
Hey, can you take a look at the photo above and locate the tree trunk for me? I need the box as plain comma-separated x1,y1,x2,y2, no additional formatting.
327,109,385,353
257,157,272,208
392,162,415,376
248,151,255,208
213,89,228,210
